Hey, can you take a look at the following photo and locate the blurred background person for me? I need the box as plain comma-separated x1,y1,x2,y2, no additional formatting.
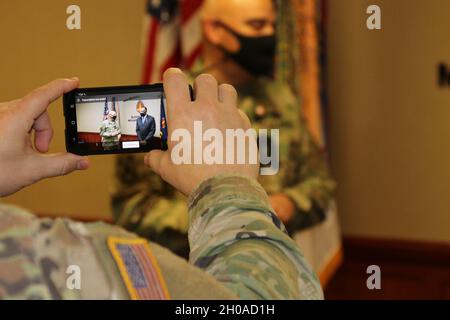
112,0,337,264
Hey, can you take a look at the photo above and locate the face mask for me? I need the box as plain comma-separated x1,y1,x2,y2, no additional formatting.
140,112,146,117
216,21,276,78
111,116,117,120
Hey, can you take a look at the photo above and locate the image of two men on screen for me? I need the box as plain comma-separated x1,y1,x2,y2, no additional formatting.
76,98,160,151
99,100,156,150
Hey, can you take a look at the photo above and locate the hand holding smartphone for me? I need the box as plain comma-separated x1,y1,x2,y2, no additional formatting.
63,83,192,155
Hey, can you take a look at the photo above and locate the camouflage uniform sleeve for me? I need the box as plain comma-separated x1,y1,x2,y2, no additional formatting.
187,174,324,300
99,122,105,136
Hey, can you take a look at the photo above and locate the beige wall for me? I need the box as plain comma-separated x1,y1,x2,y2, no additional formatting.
0,0,146,219
327,0,450,242
1,0,450,242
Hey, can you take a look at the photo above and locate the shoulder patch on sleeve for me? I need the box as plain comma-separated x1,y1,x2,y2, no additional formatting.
107,237,170,300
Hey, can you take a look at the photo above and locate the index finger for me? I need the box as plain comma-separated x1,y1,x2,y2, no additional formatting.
21,78,79,119
163,68,190,119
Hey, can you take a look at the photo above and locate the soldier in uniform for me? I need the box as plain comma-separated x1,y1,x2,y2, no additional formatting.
99,110,121,150
0,69,323,299
113,0,335,257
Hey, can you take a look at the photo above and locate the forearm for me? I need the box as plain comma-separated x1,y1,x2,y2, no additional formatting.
187,174,323,300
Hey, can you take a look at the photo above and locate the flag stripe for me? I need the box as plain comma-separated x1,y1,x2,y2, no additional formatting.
181,0,204,23
107,237,170,300
131,245,153,300
142,1,205,82
159,42,181,80
133,245,158,299
184,43,203,70
142,18,160,84
134,245,164,299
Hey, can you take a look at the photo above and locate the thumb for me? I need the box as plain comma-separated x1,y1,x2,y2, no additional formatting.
144,150,168,176
32,153,90,180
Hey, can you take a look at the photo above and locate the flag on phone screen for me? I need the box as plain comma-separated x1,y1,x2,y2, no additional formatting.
160,95,168,149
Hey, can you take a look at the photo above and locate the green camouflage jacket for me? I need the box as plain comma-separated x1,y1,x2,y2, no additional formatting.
0,174,323,299
237,78,335,233
99,119,121,150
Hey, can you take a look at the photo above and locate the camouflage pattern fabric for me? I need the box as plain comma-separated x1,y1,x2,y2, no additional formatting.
99,119,121,150
0,174,322,299
0,205,130,299
236,77,335,234
188,174,323,299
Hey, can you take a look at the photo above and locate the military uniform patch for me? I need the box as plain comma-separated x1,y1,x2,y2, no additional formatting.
107,237,170,300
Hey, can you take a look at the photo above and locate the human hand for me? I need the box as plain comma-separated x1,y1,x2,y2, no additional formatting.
144,68,259,196
269,193,295,223
0,78,90,197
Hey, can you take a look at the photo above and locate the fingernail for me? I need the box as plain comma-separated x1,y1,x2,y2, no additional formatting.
77,157,89,170
167,67,182,73
70,77,79,81
163,68,182,78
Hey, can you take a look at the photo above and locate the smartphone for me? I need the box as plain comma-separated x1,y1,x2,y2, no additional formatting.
64,83,191,155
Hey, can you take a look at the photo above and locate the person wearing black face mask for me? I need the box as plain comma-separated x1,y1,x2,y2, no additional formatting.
195,0,278,86
213,20,276,78
113,0,336,267
194,0,334,230
136,101,156,146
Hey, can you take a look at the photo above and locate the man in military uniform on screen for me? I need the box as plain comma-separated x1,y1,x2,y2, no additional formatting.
113,0,335,257
136,101,156,145
99,110,121,150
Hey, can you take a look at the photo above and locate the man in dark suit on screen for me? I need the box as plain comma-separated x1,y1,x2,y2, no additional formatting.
136,101,156,145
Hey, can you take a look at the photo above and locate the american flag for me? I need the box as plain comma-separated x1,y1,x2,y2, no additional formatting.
160,95,168,149
103,97,118,120
103,97,109,120
141,0,204,83
108,237,170,300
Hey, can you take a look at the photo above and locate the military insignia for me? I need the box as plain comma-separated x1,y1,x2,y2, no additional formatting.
107,237,170,300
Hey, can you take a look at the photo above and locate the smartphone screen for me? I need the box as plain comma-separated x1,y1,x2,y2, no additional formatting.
64,84,168,155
